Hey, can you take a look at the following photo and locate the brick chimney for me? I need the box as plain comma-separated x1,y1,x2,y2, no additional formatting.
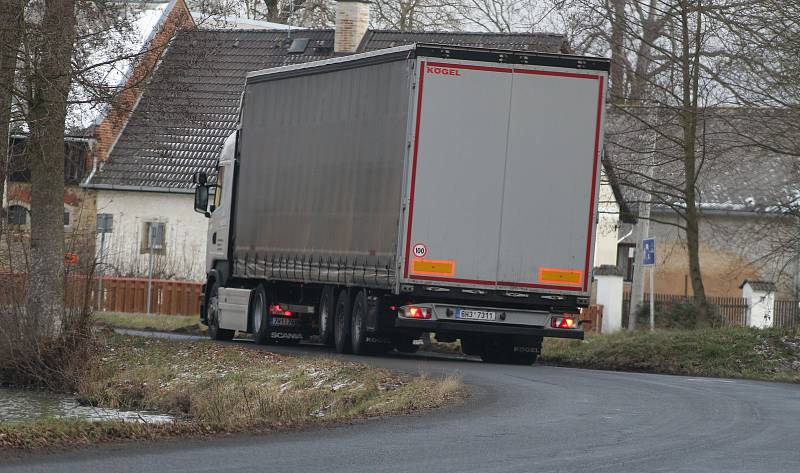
334,0,370,54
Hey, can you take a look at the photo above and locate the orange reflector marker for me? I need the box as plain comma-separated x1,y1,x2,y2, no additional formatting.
411,259,456,277
538,268,583,286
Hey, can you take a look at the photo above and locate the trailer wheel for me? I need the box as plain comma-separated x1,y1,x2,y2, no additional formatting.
318,286,336,347
207,281,234,341
334,289,353,354
251,285,272,345
350,290,370,355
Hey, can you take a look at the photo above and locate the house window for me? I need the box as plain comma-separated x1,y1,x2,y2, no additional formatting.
7,205,27,225
141,221,167,254
617,243,635,282
64,208,70,227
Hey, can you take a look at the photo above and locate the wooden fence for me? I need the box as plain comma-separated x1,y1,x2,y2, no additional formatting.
0,273,202,316
622,291,748,327
96,277,203,315
580,305,603,333
774,300,800,330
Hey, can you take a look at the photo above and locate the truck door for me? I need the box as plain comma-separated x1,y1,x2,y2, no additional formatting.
495,67,605,293
402,60,513,286
206,132,237,273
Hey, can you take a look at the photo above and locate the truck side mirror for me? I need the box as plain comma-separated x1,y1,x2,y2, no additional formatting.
194,185,211,217
193,171,208,185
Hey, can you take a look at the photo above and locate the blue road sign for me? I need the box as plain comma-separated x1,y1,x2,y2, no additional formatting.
643,238,656,266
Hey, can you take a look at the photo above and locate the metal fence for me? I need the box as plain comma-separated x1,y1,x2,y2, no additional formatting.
622,291,748,327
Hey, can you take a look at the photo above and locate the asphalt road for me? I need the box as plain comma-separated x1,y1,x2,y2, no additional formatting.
3,334,800,473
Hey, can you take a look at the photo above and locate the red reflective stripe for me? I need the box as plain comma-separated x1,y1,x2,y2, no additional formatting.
409,274,584,293
513,68,600,80
404,61,605,293
583,76,605,291
403,61,426,279
426,61,513,74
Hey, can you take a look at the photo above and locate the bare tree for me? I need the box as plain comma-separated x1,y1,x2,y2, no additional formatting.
371,0,462,31
557,1,750,324
0,0,24,226
455,0,565,33
20,0,76,332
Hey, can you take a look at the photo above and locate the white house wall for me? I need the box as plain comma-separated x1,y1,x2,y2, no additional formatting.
95,190,208,281
594,181,620,267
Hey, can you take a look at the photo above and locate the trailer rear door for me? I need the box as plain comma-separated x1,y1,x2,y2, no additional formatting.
496,65,605,293
402,58,606,294
402,61,513,286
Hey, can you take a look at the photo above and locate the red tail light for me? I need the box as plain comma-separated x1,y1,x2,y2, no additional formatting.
403,306,431,319
551,315,577,329
270,304,293,317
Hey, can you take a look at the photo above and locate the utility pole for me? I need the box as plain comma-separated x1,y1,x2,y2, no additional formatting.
628,202,650,330
628,114,658,330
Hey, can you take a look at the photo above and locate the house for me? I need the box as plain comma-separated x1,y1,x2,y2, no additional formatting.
1,135,96,272
606,108,800,297
84,0,625,281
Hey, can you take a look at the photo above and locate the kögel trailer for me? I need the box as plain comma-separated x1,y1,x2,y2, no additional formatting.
193,44,609,364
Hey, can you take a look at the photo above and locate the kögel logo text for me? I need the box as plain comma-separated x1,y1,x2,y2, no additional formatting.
427,66,461,76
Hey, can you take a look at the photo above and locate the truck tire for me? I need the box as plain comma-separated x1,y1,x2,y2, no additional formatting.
207,281,234,341
318,286,336,347
251,285,272,345
334,289,353,354
350,289,370,355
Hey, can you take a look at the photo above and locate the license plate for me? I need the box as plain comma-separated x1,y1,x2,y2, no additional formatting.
271,317,299,327
456,309,496,321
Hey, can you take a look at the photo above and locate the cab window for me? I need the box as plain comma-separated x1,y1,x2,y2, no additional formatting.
213,166,224,209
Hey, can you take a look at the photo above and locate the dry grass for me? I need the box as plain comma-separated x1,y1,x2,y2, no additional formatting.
0,335,464,450
93,312,207,335
540,327,800,383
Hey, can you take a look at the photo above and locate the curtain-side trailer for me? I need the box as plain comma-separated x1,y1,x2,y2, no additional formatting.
193,44,610,364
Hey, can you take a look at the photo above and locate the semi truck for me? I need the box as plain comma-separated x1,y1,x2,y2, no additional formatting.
192,43,609,364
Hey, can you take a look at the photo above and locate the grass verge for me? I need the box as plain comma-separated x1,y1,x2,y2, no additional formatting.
93,312,207,335
0,335,463,451
540,327,800,382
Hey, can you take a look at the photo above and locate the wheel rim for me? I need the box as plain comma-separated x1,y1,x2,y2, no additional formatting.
352,304,363,345
336,301,345,338
320,295,329,336
209,295,219,328
253,291,264,333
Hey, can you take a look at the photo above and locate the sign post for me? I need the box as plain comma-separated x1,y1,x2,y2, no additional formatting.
642,238,656,331
96,214,113,311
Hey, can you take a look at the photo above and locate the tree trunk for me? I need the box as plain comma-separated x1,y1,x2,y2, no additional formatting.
25,0,76,335
0,0,23,227
679,0,709,325
609,0,627,103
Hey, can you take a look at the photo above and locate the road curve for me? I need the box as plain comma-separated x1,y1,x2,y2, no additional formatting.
3,335,799,473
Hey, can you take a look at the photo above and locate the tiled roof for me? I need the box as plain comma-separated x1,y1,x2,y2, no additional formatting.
88,28,567,191
359,30,568,53
605,107,800,215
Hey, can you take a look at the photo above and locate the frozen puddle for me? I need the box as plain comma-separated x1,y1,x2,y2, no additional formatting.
0,387,174,424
